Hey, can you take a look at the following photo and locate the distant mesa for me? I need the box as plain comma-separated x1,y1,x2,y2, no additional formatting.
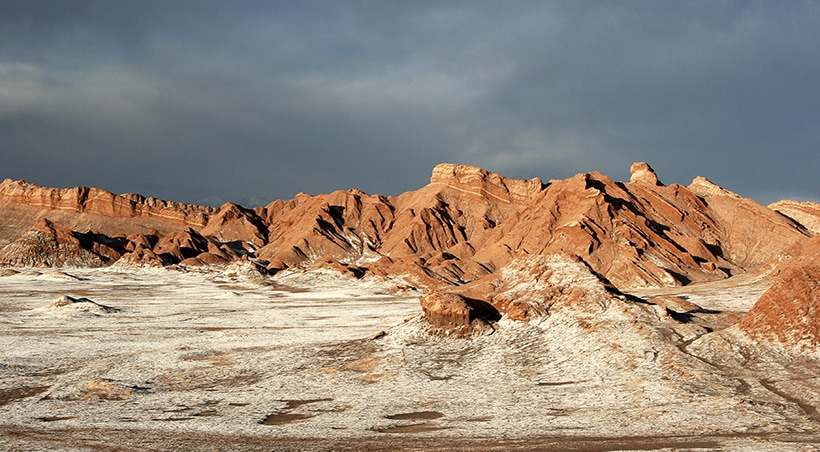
0,178,215,229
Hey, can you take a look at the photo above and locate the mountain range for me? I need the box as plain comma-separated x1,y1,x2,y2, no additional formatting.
1,162,819,348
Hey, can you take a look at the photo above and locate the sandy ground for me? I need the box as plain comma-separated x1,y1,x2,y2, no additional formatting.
1,266,820,451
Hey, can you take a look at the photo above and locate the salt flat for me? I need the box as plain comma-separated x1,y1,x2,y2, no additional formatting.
1,266,819,451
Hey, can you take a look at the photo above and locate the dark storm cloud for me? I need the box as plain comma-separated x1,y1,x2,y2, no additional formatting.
1,1,818,206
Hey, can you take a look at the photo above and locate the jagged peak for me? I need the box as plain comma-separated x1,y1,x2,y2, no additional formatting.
629,162,663,186
217,201,253,213
688,176,742,199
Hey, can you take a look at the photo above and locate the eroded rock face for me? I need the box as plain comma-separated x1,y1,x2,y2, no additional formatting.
419,291,500,336
629,161,662,186
454,254,617,322
769,200,820,235
687,177,810,271
200,202,268,246
256,189,394,268
429,162,545,203
153,228,209,264
737,265,820,347
0,178,215,228
0,218,124,267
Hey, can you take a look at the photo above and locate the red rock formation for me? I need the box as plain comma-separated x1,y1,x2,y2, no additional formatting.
153,228,210,265
687,176,808,271
0,178,216,229
629,161,662,186
0,180,240,269
256,189,395,268
370,163,544,285
419,291,500,336
200,202,268,246
769,200,820,235
0,218,124,267
118,244,164,267
737,265,820,347
464,168,754,288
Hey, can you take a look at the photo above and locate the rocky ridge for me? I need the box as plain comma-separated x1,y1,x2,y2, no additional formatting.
0,178,215,228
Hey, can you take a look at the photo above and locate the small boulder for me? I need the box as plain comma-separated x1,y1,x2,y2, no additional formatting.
419,291,500,336
49,295,120,314
81,378,132,400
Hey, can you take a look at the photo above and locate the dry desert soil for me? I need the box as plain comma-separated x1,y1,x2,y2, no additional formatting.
2,265,820,451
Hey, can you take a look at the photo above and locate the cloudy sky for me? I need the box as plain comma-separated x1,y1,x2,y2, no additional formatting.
1,1,818,206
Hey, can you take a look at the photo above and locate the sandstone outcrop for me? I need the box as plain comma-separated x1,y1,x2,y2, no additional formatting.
256,189,394,268
428,162,544,203
629,161,662,186
419,291,500,336
153,228,210,264
0,178,215,230
200,202,268,246
686,176,810,271
736,265,820,347
769,200,820,235
0,218,124,267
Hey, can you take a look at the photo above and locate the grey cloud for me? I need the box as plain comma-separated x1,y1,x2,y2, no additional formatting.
1,1,818,206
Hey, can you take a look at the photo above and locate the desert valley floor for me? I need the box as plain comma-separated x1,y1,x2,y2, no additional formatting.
2,264,820,451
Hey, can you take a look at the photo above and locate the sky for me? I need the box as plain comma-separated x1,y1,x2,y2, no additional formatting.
1,1,819,207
